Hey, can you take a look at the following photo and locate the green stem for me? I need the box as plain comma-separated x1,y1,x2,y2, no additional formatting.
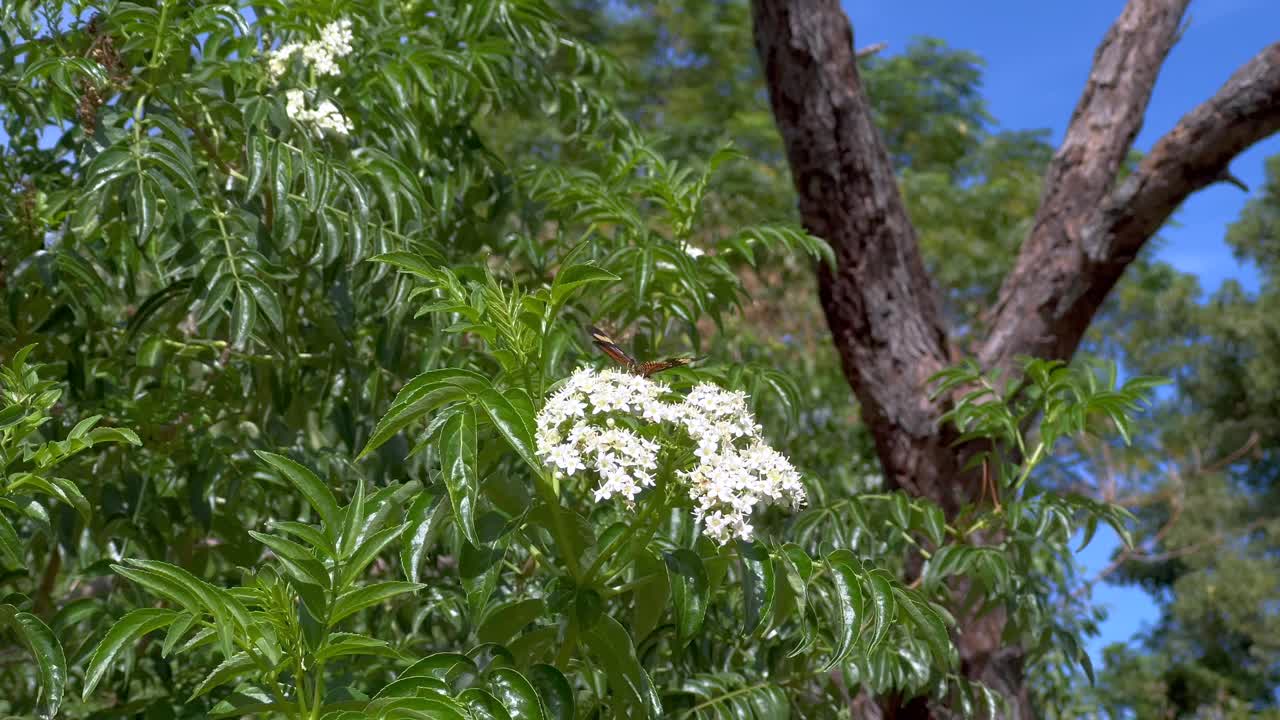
583,492,665,584
554,617,578,670
294,652,309,719
677,680,780,719
149,0,169,69
603,572,663,598
309,661,325,720
1013,442,1045,489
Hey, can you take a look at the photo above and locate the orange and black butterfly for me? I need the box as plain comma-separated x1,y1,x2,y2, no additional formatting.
589,326,694,377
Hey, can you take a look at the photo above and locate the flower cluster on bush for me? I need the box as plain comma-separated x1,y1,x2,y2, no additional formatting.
536,367,806,543
284,90,353,138
266,18,354,137
266,18,354,81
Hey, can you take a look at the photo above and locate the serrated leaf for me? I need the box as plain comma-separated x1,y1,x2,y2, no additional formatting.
339,522,408,588
823,551,864,670
255,452,341,536
581,615,662,718
738,541,775,637
550,263,619,310
1,608,65,719
440,405,480,546
477,387,539,473
82,608,179,698
664,549,708,643
330,582,424,625
190,652,255,699
314,633,400,662
400,492,447,584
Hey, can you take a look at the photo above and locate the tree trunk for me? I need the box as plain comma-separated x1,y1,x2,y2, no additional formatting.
750,0,1280,716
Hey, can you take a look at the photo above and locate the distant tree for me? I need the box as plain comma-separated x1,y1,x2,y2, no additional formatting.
1081,156,1280,717
750,0,1280,716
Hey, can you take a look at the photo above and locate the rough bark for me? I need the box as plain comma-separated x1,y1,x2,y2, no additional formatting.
747,0,961,511
750,0,1280,716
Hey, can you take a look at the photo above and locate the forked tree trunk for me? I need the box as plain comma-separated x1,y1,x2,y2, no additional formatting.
749,0,1280,716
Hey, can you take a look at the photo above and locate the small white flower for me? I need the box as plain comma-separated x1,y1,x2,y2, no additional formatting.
682,242,706,259
267,42,302,82
283,90,352,138
546,444,584,475
265,18,354,83
285,89,307,117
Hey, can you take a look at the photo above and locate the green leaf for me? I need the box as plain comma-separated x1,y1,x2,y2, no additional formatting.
339,522,409,588
369,251,439,279
478,598,546,646
135,178,158,245
582,615,662,718
823,550,864,670
461,532,510,622
1,608,65,719
190,653,255,699
255,452,342,536
865,570,897,651
330,582,424,625
397,652,477,683
161,613,198,657
527,664,575,720
339,477,368,561
230,285,256,348
487,668,546,720
358,368,487,459
367,696,471,720
632,550,669,643
477,387,539,473
664,549,708,643
268,520,336,558
439,405,481,546
921,503,946,546
244,134,267,200
738,541,775,636
110,564,205,619
314,633,401,662
458,688,514,720
82,608,179,698
244,277,285,334
0,513,20,568
400,492,448,584
247,531,331,588
112,559,251,659
893,587,952,666
550,263,619,311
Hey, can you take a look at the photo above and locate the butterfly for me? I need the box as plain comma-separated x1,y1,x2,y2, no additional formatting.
589,326,694,377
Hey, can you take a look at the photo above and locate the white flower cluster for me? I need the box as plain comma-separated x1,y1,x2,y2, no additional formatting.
675,385,806,543
267,18,354,82
535,368,805,544
285,90,352,138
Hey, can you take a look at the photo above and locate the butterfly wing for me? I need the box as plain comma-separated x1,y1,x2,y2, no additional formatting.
639,357,693,377
589,326,638,370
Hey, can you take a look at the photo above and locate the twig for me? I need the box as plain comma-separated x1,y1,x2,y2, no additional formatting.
855,42,887,59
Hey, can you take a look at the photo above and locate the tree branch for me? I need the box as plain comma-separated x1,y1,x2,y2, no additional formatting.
750,0,956,502
983,1,1280,368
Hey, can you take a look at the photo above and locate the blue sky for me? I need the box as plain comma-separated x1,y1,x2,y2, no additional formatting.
841,0,1280,665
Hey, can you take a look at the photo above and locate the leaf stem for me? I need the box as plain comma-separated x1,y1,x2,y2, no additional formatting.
583,490,665,584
